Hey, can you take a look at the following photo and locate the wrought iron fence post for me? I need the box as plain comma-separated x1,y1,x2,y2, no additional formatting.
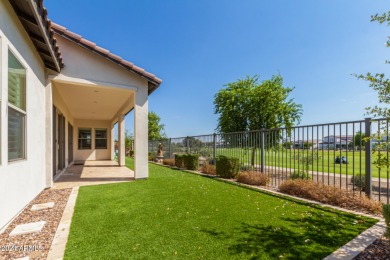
187,136,190,153
169,138,172,158
213,133,217,164
364,117,372,198
261,129,265,173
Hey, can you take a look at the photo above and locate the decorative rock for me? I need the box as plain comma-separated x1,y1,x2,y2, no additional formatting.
9,221,46,236
31,202,55,211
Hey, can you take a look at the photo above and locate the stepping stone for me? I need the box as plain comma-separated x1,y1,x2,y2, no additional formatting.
31,202,55,211
9,221,46,236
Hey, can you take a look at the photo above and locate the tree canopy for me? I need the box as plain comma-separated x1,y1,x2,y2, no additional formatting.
357,11,390,171
148,111,166,140
214,75,303,133
358,11,390,118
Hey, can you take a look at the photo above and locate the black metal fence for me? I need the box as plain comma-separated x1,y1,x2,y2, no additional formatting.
149,118,390,203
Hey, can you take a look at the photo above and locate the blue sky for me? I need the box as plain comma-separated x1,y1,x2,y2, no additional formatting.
46,0,390,137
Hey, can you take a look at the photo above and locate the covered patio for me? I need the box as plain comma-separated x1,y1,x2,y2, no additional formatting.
52,160,134,189
44,23,162,187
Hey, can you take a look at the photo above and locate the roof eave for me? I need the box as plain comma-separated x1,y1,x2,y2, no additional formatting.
52,25,162,94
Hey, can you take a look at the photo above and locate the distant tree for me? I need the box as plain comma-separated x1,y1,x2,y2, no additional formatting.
349,131,366,149
125,130,134,151
303,142,313,149
213,75,302,133
148,111,166,140
182,137,204,151
283,141,293,149
214,75,302,165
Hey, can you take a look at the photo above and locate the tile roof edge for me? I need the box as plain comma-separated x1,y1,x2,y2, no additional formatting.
50,22,162,87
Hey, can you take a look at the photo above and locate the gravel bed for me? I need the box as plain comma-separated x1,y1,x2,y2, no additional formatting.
0,188,72,260
355,236,390,259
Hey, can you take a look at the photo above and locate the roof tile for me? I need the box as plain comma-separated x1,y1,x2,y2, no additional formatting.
50,22,162,87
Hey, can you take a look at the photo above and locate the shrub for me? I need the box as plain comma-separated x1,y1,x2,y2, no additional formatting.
237,171,269,186
208,159,215,165
290,170,312,180
148,156,154,161
129,150,134,157
383,204,390,238
199,148,211,158
216,155,240,178
163,158,175,166
279,179,382,215
351,174,366,191
175,154,184,168
240,164,254,172
183,154,199,170
200,163,217,175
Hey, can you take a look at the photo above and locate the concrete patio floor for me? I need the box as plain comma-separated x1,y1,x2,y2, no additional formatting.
52,160,134,189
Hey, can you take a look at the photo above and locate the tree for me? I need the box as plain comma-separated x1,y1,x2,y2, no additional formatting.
303,142,313,149
349,131,366,150
148,111,166,140
214,75,302,133
125,130,134,151
214,75,302,166
357,11,390,171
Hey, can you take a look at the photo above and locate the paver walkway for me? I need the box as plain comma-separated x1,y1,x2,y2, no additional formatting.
52,160,134,189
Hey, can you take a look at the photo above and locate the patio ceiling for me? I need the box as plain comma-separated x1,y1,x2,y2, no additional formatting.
53,81,134,121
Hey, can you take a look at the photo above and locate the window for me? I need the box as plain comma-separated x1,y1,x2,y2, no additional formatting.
8,50,26,161
78,128,91,150
95,129,107,149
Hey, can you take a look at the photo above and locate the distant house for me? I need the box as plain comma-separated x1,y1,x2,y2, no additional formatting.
293,140,321,149
319,135,353,150
0,0,161,231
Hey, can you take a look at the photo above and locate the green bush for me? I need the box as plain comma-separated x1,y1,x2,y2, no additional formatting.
351,174,366,191
216,155,240,178
183,154,199,170
148,156,154,161
290,170,312,180
383,204,390,238
175,154,184,168
129,150,134,157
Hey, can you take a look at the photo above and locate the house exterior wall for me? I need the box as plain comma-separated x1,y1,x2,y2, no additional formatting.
0,0,47,231
55,36,147,90
73,119,112,161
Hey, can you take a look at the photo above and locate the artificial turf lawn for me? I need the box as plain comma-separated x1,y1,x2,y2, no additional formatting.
64,158,378,259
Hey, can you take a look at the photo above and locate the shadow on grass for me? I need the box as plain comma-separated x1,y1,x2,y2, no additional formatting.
201,210,376,260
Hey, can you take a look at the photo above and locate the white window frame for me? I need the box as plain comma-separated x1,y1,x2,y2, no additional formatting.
95,128,107,150
7,48,27,163
78,128,92,150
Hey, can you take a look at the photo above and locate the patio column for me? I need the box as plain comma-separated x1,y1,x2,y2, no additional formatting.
44,79,53,188
118,114,125,166
134,86,148,179
110,123,115,160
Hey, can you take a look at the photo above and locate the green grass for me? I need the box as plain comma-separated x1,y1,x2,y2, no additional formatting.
126,156,134,170
210,148,387,178
64,158,377,259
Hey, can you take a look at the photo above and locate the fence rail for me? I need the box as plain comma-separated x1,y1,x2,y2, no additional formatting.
149,118,390,203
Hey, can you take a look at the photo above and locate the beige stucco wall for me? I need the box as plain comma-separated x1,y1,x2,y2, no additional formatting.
0,0,47,231
55,36,148,91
